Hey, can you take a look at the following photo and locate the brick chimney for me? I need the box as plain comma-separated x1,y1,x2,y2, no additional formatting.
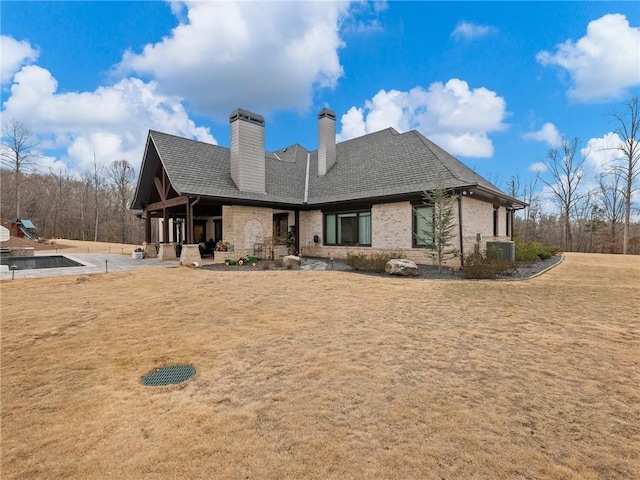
230,108,265,193
318,108,336,176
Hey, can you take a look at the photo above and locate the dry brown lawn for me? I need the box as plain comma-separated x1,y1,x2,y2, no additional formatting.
45,239,142,254
1,252,638,479
0,237,141,254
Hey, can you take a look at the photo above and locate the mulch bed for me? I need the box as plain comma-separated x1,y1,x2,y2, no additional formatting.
200,255,564,280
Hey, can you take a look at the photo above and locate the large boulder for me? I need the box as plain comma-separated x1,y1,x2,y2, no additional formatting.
385,258,419,276
282,255,301,268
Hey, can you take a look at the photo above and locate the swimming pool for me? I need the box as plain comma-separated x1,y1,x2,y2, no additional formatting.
0,255,83,270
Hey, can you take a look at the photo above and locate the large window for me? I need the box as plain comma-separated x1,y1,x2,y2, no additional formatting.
324,211,371,246
413,205,434,247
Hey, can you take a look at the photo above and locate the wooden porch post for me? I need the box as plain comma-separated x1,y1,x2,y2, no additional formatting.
145,211,151,244
186,198,193,244
162,207,169,242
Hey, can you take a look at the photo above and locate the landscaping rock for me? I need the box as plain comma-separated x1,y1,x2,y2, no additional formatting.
385,258,419,276
283,255,301,268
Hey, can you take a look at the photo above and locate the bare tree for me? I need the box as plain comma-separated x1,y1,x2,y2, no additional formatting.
0,119,40,218
538,137,587,251
596,170,626,250
509,174,541,242
609,97,640,254
106,159,135,244
92,154,103,242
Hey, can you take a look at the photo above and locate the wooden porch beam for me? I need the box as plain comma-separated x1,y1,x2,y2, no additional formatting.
146,195,189,212
153,177,167,201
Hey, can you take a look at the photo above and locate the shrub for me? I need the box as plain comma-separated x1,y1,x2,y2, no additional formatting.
345,252,406,273
515,239,561,263
463,252,516,279
537,244,560,260
515,240,539,264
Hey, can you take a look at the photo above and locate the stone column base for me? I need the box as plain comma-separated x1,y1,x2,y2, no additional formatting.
143,242,157,259
158,243,177,261
180,244,202,265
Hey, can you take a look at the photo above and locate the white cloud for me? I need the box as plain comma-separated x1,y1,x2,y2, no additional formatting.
452,21,498,40
116,1,348,116
523,122,563,147
528,161,548,173
336,79,507,158
2,64,215,172
341,1,388,35
536,13,640,102
1,35,39,84
581,132,624,172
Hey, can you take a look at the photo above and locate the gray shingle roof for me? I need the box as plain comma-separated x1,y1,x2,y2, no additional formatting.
132,128,520,210
307,128,503,203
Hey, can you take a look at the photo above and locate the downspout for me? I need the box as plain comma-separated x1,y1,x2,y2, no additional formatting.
458,195,465,268
189,196,201,244
510,209,515,241
303,153,310,204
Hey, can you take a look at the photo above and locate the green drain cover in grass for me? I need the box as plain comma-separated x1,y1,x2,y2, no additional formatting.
142,365,195,386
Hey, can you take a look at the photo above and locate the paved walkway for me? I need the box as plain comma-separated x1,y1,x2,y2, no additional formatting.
0,253,344,280
0,253,180,280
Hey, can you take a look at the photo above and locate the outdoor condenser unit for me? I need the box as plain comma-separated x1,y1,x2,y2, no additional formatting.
486,241,516,262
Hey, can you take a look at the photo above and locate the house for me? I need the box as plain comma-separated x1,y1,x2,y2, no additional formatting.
131,108,526,265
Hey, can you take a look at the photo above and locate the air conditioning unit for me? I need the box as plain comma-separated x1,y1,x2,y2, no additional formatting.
486,241,515,262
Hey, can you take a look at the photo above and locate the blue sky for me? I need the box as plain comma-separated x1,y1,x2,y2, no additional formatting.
1,1,639,200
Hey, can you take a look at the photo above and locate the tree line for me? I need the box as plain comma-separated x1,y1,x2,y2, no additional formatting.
508,97,639,254
1,98,638,252
1,122,143,244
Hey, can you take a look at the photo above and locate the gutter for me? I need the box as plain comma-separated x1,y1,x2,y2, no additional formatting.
458,195,465,268
303,153,310,204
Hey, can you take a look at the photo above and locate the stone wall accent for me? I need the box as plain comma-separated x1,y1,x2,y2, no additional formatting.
222,205,272,258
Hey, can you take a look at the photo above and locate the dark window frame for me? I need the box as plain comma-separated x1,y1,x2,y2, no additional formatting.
323,210,372,246
413,204,435,247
